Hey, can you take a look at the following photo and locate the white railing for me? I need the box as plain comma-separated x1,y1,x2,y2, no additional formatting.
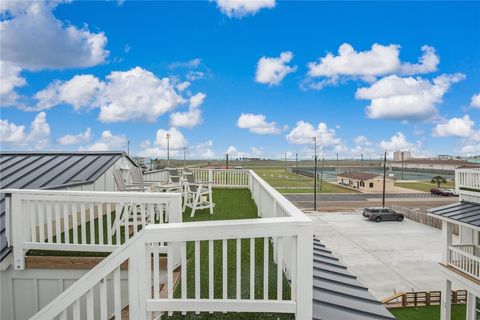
3,189,182,270
191,168,249,188
448,245,480,281
26,169,313,319
30,218,312,320
143,169,169,183
455,168,480,194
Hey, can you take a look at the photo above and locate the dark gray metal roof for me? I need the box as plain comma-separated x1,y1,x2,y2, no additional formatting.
427,201,480,228
0,151,128,261
312,238,396,320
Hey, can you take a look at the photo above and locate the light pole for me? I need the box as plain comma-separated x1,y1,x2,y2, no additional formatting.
284,153,287,172
382,151,387,208
183,147,187,168
313,137,318,211
295,153,298,175
166,133,171,164
320,157,324,191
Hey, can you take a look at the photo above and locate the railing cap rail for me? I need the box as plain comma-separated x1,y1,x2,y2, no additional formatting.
1,188,182,199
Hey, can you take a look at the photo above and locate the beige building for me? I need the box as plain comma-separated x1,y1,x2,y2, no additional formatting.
393,151,412,162
337,171,394,192
391,158,477,172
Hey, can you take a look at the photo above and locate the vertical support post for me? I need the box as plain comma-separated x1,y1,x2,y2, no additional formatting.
169,196,183,267
440,277,452,320
129,241,147,318
466,292,476,320
11,194,26,270
442,221,452,264
295,226,313,319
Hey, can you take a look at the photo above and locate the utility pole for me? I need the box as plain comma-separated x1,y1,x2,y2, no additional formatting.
127,140,130,156
166,133,171,164
382,151,387,208
225,153,229,169
401,151,404,180
336,153,339,174
313,137,318,211
284,153,287,172
320,157,324,191
361,153,364,168
295,153,298,175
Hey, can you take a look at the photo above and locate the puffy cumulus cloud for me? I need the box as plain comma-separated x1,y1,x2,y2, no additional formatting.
139,128,188,157
0,1,108,107
169,93,206,128
286,121,344,151
0,61,26,106
192,140,216,159
354,135,371,146
34,67,191,122
460,143,480,156
255,51,297,86
0,112,50,149
307,43,438,79
0,1,108,71
214,0,275,18
98,67,185,122
237,113,280,134
379,132,414,151
471,93,480,108
35,75,104,110
432,115,475,138
226,146,248,158
57,128,92,145
355,73,465,120
79,130,127,152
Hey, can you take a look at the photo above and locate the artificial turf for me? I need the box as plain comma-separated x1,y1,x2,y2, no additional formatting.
389,304,466,320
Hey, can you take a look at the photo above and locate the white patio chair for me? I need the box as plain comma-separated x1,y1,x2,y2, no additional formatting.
113,168,147,192
183,172,214,217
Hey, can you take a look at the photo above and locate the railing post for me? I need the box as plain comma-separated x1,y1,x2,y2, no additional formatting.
295,226,313,319
169,196,183,267
129,240,147,318
11,193,26,270
208,169,213,185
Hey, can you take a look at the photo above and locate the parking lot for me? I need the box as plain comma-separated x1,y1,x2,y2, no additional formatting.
310,211,461,300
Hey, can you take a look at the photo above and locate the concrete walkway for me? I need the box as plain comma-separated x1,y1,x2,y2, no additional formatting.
310,211,461,300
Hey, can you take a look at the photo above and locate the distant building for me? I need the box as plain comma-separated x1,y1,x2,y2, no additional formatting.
391,158,477,172
393,151,411,162
132,156,151,169
337,171,394,192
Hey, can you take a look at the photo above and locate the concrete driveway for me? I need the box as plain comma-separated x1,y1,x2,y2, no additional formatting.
310,211,460,300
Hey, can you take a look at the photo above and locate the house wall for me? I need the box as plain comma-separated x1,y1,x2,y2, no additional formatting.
391,162,460,172
1,267,130,320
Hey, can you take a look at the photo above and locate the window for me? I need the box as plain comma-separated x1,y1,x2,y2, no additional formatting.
369,182,374,188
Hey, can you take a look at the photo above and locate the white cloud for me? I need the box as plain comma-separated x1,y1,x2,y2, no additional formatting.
0,61,26,106
354,135,371,146
0,1,108,71
34,67,190,122
286,121,342,149
0,112,50,149
226,146,248,158
169,92,206,128
379,132,413,151
255,51,297,86
237,113,280,134
471,93,480,108
0,119,26,143
57,128,92,145
355,73,465,120
192,140,216,159
35,75,104,110
460,143,480,156
79,130,127,151
308,43,438,78
214,0,275,18
432,115,475,138
168,58,202,70
139,127,188,157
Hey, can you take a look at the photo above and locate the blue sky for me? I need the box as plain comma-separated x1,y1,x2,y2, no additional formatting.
1,1,479,159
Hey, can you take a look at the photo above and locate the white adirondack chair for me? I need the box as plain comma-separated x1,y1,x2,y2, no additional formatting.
113,168,147,191
183,172,214,217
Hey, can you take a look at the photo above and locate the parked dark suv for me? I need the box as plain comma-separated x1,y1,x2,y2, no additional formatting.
363,207,404,222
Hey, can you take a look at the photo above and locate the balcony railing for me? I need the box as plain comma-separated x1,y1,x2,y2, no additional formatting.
448,244,480,281
11,169,313,319
3,189,182,270
455,168,480,194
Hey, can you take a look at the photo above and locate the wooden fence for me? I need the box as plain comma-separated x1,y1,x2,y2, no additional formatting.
388,205,459,235
383,290,467,308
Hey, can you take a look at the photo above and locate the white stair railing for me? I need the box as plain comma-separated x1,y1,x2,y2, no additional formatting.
448,245,480,281
30,217,312,320
3,189,182,270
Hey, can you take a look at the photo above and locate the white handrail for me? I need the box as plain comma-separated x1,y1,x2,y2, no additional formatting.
4,189,183,270
448,245,480,280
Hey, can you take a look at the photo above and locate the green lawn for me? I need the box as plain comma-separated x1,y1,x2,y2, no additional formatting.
390,304,466,320
395,180,455,192
252,167,355,194
169,189,294,319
